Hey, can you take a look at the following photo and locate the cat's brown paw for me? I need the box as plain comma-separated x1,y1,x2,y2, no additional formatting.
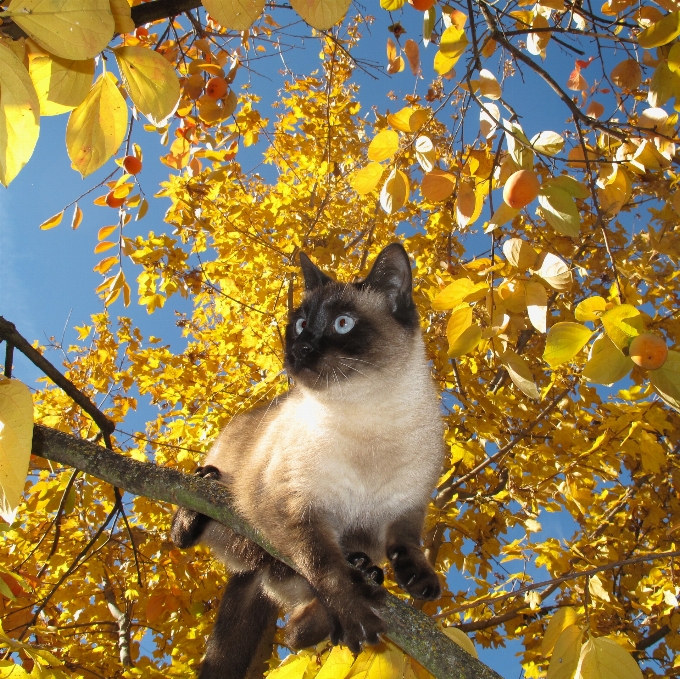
389,547,441,600
196,465,221,480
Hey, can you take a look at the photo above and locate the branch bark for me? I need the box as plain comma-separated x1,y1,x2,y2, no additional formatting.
31,424,503,679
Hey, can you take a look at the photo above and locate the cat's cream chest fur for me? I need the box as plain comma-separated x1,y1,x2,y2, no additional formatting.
206,334,444,550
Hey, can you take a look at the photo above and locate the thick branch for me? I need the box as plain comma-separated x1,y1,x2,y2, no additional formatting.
31,424,503,679
131,0,202,26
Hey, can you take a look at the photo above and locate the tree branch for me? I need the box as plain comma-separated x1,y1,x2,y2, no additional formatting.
30,424,503,679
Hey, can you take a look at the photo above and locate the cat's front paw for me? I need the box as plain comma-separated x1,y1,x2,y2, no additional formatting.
389,547,441,600
347,552,385,586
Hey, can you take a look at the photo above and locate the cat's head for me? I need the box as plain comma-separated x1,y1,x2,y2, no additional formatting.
284,243,420,392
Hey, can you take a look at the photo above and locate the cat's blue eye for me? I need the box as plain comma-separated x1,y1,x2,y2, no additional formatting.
295,318,306,335
334,315,355,334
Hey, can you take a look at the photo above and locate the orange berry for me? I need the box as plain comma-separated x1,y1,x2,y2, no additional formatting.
106,191,125,208
502,169,540,209
629,333,668,370
206,76,228,99
123,155,142,175
135,26,149,38
408,0,436,10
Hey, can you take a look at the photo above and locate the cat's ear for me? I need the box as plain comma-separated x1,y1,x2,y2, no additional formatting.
299,252,333,291
362,244,414,314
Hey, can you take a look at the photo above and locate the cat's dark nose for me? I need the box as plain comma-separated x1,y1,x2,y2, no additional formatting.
293,342,314,360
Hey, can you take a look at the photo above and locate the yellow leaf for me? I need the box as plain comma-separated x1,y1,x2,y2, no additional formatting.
446,305,473,348
380,168,409,214
71,203,83,229
542,607,579,657
202,0,265,31
387,107,416,133
114,46,181,126
485,202,519,232
503,350,540,400
575,637,643,679
548,625,582,679
7,0,114,60
39,210,64,230
582,335,633,385
442,627,477,658
0,377,34,524
268,653,315,679
109,0,134,33
0,42,40,187
98,224,117,240
649,350,680,413
315,646,356,679
368,129,399,162
638,10,680,48
433,50,458,77
479,69,501,99
289,0,351,30
525,281,547,333
448,324,482,358
380,0,405,8
94,256,117,274
433,278,487,311
66,72,128,177
574,296,607,322
543,322,593,368
588,575,611,602
408,109,429,131
414,135,435,173
28,55,95,116
598,166,632,216
94,240,117,253
421,169,455,202
352,162,384,195
440,26,469,60
534,251,572,290
455,181,482,228
530,130,565,156
480,102,500,138
502,237,537,271
346,641,405,679
601,304,644,351
136,198,149,221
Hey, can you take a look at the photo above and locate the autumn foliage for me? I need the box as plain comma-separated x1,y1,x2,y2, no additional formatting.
1,0,680,678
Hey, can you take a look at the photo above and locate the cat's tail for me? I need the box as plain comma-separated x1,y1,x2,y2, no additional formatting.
199,570,278,679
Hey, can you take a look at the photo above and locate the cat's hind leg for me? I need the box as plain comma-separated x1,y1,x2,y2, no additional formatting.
170,465,221,548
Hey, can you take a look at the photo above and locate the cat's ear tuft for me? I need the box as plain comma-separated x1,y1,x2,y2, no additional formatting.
299,252,333,291
362,244,415,318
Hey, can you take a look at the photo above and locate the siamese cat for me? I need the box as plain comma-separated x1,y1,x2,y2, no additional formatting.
171,243,445,679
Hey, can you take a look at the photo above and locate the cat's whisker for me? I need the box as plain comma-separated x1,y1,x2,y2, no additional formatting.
336,365,349,382
338,361,367,378
337,356,378,368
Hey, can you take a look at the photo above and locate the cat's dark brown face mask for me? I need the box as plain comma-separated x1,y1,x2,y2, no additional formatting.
284,244,419,391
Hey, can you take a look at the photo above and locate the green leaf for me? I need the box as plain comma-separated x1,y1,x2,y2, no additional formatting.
485,202,519,232
601,304,644,351
546,175,589,199
538,185,580,237
289,0,351,30
649,350,680,413
543,322,593,368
